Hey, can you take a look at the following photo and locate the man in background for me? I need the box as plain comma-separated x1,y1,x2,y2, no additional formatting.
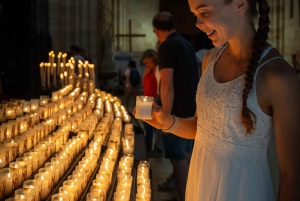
152,12,199,201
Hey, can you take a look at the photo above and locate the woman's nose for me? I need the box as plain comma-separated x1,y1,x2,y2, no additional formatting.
196,18,203,30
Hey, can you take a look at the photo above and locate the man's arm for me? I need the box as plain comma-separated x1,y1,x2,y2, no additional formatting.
160,68,174,114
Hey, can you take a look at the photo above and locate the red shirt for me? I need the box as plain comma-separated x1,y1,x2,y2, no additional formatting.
143,71,157,98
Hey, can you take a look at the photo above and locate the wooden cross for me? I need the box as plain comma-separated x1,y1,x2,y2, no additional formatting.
115,19,146,51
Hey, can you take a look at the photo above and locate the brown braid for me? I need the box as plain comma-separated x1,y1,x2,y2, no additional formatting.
241,0,270,134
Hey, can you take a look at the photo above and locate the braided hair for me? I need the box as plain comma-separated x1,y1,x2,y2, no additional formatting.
226,0,271,133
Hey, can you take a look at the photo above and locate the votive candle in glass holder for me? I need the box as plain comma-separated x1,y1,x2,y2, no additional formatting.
9,161,27,186
113,190,130,201
23,179,42,201
19,117,28,134
14,99,25,117
39,96,49,106
6,103,16,120
49,158,62,180
52,91,59,103
92,180,108,194
38,168,54,189
122,137,134,156
23,153,39,174
34,173,52,200
14,188,35,201
51,193,70,201
135,96,154,120
68,175,86,192
2,141,18,163
90,186,106,200
0,146,9,168
0,168,18,196
16,157,32,179
5,121,16,139
45,162,59,185
13,137,25,157
30,99,39,112
23,101,31,114
86,191,105,201
135,193,151,201
62,180,80,201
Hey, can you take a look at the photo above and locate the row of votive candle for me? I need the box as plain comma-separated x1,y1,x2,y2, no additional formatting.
113,155,134,201
0,128,90,201
0,85,74,123
83,148,118,201
136,161,151,201
0,91,101,199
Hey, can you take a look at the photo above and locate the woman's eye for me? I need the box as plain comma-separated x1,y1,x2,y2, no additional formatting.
200,12,208,17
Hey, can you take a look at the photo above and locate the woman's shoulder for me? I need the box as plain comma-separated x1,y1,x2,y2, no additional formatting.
259,47,296,82
257,47,299,101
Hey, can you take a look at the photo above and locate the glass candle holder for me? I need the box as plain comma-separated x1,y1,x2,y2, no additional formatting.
34,173,52,200
51,193,70,201
114,190,130,201
39,96,49,106
5,121,16,139
90,186,106,200
2,142,18,163
135,193,151,201
62,180,80,201
30,99,40,112
0,168,18,196
52,91,59,103
9,161,27,187
14,99,25,117
6,103,16,120
16,156,32,179
23,101,31,114
23,179,42,201
23,153,39,174
0,146,9,168
135,96,154,120
86,192,105,201
45,162,59,185
50,157,64,179
14,188,35,201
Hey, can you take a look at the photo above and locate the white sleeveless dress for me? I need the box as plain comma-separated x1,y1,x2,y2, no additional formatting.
185,45,281,201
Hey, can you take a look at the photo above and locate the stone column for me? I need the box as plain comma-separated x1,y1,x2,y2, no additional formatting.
98,0,115,73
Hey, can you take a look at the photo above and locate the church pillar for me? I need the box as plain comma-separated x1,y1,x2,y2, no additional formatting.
98,0,115,73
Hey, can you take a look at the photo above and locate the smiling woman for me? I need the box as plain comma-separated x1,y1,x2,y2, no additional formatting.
140,0,300,200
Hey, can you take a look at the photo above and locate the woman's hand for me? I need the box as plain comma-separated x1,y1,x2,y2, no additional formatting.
133,102,173,130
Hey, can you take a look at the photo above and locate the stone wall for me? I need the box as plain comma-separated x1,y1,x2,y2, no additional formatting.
113,0,159,52
268,0,300,67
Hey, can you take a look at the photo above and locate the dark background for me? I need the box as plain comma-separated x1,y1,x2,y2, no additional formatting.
0,0,212,101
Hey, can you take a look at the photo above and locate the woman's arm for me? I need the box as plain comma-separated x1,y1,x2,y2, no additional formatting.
141,104,197,139
263,59,300,201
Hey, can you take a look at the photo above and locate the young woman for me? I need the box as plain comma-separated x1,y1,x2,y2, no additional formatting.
138,0,300,200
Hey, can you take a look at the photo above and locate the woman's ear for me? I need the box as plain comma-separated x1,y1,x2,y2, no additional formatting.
235,0,247,15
